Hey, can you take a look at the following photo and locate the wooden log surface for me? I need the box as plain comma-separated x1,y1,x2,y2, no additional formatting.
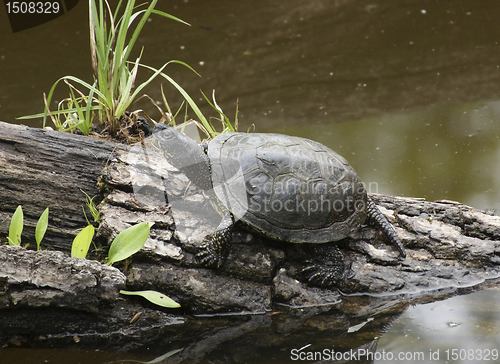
1,120,500,351
0,121,124,250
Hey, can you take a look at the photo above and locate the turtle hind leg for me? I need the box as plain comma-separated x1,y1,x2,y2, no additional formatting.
366,198,406,258
302,245,345,288
196,213,234,268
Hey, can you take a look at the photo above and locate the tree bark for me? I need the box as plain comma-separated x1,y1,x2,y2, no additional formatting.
1,120,500,352
0,121,123,251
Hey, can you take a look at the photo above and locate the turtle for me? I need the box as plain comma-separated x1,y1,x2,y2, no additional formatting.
152,124,406,287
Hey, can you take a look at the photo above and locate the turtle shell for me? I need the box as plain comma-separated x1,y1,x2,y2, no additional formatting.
207,133,367,243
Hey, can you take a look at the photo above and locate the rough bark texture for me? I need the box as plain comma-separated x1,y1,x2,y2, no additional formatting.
0,121,124,251
1,121,500,352
0,245,125,313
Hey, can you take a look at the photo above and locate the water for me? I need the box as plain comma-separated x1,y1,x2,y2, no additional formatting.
377,289,500,364
271,103,500,211
1,0,500,362
0,347,147,364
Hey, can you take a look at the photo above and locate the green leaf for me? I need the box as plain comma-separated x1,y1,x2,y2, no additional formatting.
107,222,151,265
120,0,157,66
82,82,96,135
120,290,181,308
8,205,23,246
35,208,49,250
71,225,95,258
151,9,190,26
18,105,101,120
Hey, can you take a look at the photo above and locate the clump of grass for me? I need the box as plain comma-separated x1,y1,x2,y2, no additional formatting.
19,1,191,137
19,0,239,142
85,0,195,136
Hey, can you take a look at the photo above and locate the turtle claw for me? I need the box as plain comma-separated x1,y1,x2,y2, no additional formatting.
196,213,234,269
301,244,345,288
302,262,343,288
196,240,225,268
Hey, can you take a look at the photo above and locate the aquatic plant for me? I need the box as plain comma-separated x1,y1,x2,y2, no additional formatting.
19,0,237,139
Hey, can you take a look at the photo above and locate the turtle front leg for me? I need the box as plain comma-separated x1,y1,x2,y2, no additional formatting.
197,213,234,268
302,245,345,288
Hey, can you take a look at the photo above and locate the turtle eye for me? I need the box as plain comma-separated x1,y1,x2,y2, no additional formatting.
156,128,177,142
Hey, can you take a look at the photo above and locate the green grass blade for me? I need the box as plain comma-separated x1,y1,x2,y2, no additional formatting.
138,62,211,134
119,59,169,114
19,105,101,120
120,290,181,308
112,0,124,21
88,0,99,77
127,10,143,28
121,0,157,64
82,82,97,134
63,79,95,134
35,207,49,250
115,52,142,115
112,0,137,94
68,85,86,122
71,225,95,258
81,190,100,224
164,75,210,134
200,89,235,133
151,9,190,26
41,77,67,128
61,76,108,100
8,205,23,246
90,0,114,106
107,222,151,265
19,74,107,124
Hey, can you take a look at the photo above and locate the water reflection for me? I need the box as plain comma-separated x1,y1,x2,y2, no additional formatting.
2,288,500,363
377,288,500,364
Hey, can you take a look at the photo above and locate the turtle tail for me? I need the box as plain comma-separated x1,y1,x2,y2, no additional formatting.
366,198,406,258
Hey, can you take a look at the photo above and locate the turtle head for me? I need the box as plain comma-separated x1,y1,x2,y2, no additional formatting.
152,124,202,161
152,124,212,190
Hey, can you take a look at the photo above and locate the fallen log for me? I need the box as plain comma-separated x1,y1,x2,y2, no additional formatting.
1,120,500,351
0,121,123,251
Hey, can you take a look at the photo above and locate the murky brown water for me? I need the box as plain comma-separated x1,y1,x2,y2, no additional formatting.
1,0,500,362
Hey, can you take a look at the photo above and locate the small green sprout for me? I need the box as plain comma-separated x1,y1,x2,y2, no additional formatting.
8,205,23,246
35,207,49,250
71,225,95,258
